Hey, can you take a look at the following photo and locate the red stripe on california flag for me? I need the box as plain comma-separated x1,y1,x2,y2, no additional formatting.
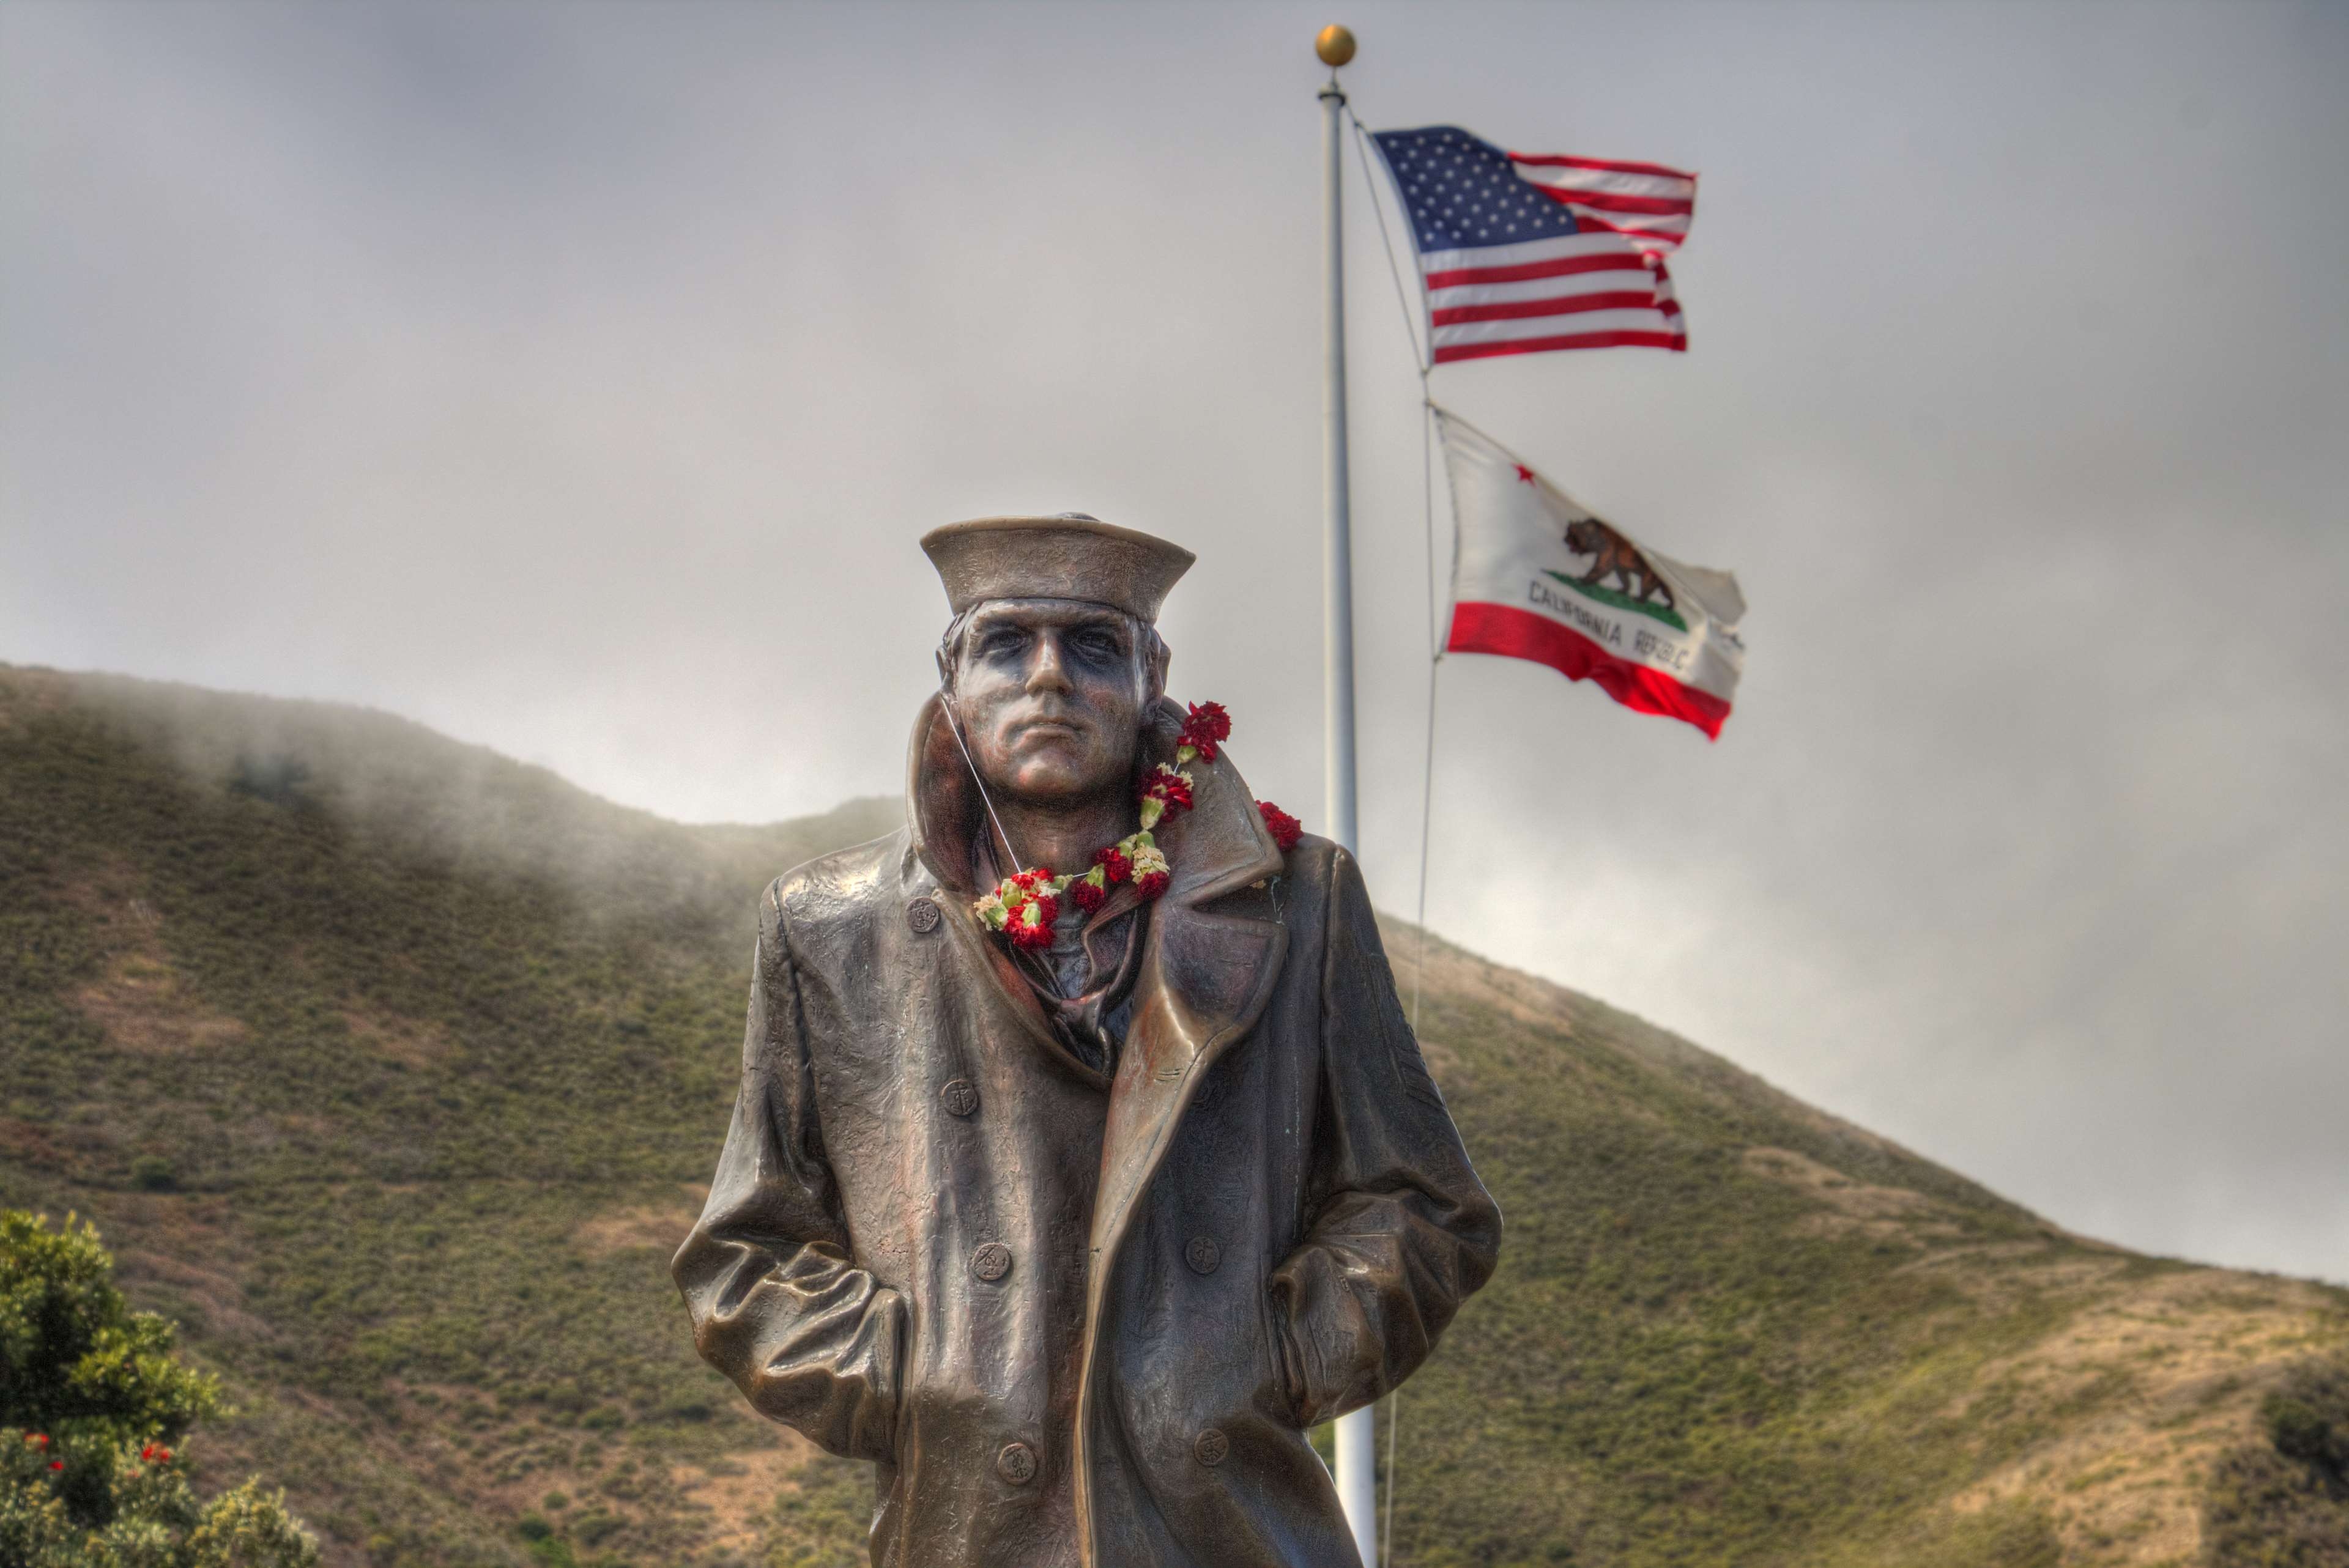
1433,328,1685,362
1446,601,1729,738
1423,251,1650,289
1507,152,1696,181
1431,290,1672,327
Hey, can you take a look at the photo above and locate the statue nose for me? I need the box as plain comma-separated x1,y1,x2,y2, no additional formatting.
1026,634,1075,692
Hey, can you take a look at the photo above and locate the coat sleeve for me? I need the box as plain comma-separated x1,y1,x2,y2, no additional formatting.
672,884,906,1464
1267,846,1502,1427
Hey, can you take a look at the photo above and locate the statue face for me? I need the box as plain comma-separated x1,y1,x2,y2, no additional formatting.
949,599,1152,807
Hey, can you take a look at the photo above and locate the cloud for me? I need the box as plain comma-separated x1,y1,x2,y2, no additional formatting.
3,0,2344,1282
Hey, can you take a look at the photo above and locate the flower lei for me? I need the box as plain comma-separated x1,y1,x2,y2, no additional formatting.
972,702,1302,951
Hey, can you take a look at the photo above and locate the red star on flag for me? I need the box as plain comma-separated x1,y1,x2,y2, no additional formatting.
1514,464,1537,484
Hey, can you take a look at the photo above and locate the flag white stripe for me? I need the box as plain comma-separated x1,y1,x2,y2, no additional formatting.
1576,213,1692,239
1510,165,1697,204
1416,231,1647,276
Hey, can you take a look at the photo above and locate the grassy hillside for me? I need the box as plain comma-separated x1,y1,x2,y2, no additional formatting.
2,663,2343,1568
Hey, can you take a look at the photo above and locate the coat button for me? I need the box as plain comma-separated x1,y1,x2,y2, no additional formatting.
1184,1237,1221,1275
1193,1428,1229,1467
971,1241,1012,1282
941,1078,979,1118
907,897,941,933
996,1441,1037,1484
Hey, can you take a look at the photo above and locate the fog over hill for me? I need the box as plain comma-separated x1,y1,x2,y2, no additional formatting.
4,664,2346,1568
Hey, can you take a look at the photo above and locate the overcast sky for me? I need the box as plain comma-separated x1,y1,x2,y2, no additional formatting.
6,1,2344,1284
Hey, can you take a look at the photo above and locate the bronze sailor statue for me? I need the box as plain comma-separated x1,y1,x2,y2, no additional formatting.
674,514,1499,1567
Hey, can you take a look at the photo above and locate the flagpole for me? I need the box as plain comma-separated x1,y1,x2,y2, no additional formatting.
1313,21,1377,1568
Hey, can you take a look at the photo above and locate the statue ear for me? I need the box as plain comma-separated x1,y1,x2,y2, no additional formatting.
1142,628,1170,706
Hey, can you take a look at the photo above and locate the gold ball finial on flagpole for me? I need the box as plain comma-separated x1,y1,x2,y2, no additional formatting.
1315,24,1356,67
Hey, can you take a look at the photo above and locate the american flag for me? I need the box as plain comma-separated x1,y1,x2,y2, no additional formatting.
1369,125,1697,364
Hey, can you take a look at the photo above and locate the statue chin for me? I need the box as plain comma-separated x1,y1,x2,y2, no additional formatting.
987,738,1138,812
995,764,1119,811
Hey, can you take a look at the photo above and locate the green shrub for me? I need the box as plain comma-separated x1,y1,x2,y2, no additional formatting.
2263,1366,2349,1481
0,1210,318,1566
227,755,313,807
0,1210,220,1525
573,1511,624,1545
2203,1358,2349,1566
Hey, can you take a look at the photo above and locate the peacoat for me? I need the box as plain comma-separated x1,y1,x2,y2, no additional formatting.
673,696,1500,1568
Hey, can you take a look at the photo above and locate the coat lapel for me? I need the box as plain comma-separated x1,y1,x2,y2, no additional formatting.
1071,703,1288,1566
1083,720,1288,1266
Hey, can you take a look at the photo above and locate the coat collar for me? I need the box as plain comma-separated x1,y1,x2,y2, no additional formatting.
905,689,1285,911
902,686,1288,1182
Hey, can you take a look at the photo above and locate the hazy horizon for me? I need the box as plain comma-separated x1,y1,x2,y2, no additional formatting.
6,2,2344,1285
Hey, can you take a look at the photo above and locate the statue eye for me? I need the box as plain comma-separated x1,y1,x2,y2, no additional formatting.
978,628,1028,660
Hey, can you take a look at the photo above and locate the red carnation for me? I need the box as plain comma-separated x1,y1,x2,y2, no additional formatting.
1134,868,1170,901
1179,701,1231,761
1141,767,1193,813
48,1460,62,1471
1256,801,1304,852
1093,845,1132,883
1071,879,1107,914
1008,915,1053,952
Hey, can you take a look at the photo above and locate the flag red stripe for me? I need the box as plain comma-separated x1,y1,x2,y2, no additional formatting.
1431,290,1675,327
1424,251,1653,289
1527,187,1693,218
1507,152,1697,180
1567,213,1689,245
1432,328,1687,361
1445,601,1729,738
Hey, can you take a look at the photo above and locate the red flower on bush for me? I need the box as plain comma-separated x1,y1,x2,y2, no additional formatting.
48,1460,62,1471
1256,801,1304,852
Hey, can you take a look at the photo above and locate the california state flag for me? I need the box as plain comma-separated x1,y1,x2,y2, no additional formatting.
1438,407,1746,738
